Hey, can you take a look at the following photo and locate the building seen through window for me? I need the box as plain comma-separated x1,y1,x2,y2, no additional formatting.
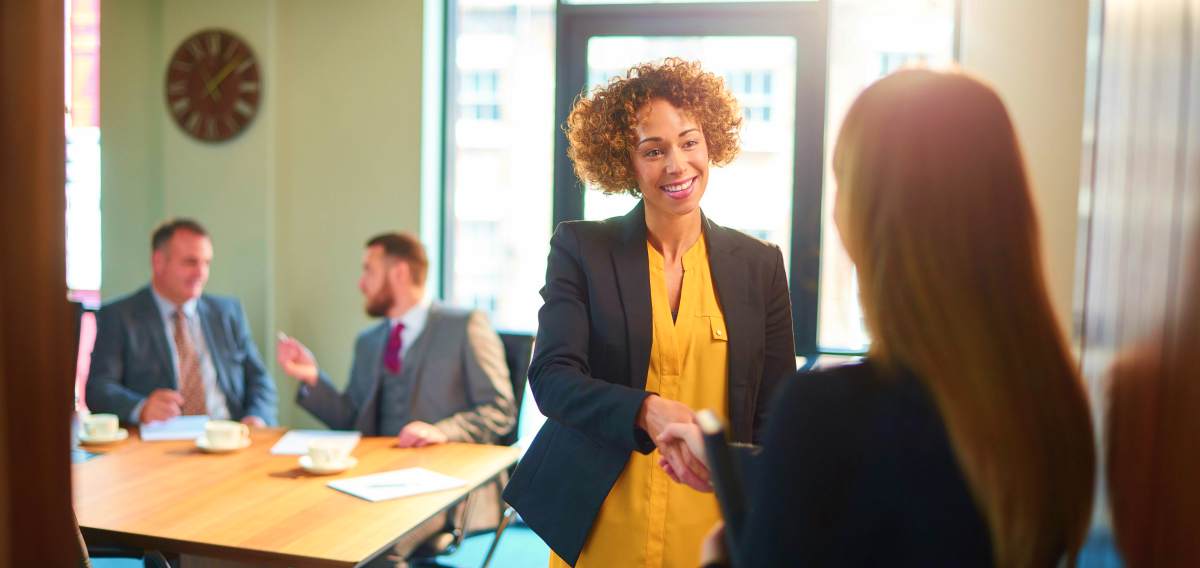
459,70,503,121
726,70,773,122
444,0,957,355
446,0,555,334
821,0,956,351
66,0,102,298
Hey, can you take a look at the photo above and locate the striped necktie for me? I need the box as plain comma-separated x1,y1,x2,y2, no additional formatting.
174,310,207,416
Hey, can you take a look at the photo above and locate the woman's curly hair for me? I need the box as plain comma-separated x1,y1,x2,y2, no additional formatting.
565,58,743,196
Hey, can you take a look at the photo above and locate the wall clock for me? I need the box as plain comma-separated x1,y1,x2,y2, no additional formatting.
164,29,261,143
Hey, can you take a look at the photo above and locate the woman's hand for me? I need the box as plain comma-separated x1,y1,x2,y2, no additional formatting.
638,396,711,491
636,394,694,439
701,521,729,566
657,422,706,465
657,422,711,492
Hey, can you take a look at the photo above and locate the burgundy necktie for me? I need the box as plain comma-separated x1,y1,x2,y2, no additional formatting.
384,322,405,374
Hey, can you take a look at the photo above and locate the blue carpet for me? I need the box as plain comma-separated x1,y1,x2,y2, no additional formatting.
89,525,1120,567
91,525,549,568
429,524,548,567
92,560,140,568
1078,529,1123,568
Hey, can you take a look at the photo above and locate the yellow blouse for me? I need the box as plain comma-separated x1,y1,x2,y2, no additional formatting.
551,234,730,568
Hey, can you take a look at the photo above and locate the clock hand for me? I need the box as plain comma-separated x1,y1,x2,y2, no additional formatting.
205,56,245,99
197,68,221,102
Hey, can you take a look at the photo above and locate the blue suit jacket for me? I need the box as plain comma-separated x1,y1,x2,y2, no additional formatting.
85,286,278,425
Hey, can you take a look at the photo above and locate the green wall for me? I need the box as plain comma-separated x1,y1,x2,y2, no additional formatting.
100,0,425,427
100,0,164,297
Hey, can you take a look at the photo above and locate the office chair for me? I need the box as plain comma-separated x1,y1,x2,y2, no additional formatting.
75,510,172,568
409,332,535,567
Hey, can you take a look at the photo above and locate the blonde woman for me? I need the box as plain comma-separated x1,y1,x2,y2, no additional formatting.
667,68,1096,567
502,58,796,567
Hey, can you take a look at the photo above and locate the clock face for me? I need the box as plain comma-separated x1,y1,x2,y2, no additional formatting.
164,29,261,143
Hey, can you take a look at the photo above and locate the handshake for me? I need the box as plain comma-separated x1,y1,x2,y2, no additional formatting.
638,395,711,492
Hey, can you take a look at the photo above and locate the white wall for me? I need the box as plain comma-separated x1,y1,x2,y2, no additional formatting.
959,0,1091,337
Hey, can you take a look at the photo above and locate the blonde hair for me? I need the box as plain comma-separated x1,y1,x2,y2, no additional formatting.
833,68,1095,566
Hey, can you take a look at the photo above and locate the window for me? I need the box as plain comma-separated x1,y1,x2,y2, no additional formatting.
879,51,928,76
459,70,502,121
820,0,958,352
441,0,959,356
726,70,774,123
579,35,800,289
66,0,102,411
443,0,555,333
66,0,102,297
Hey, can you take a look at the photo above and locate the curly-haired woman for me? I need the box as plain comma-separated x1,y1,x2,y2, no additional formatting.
502,58,796,567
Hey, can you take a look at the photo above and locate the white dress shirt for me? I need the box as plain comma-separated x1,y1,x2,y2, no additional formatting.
128,288,230,422
388,296,432,360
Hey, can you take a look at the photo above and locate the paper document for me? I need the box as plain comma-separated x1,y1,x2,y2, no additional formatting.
140,415,209,441
270,430,361,455
327,468,467,502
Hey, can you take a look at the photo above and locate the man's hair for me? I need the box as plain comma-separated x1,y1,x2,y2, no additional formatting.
151,218,209,252
366,232,428,286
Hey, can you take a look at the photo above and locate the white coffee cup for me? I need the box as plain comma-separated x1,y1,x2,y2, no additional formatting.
308,439,352,468
205,420,250,449
83,413,119,439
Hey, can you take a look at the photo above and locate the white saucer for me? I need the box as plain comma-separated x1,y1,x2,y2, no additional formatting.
299,455,357,475
79,428,129,445
195,436,252,453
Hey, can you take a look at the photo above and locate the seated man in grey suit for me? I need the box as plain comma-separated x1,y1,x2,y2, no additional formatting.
276,231,515,565
86,218,277,426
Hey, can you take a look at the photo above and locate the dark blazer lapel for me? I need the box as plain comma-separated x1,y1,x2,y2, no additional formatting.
351,321,390,435
402,305,439,394
611,201,653,391
703,214,750,391
196,297,232,396
365,322,389,394
135,287,178,388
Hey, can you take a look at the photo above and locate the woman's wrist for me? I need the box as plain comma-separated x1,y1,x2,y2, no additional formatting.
636,394,659,431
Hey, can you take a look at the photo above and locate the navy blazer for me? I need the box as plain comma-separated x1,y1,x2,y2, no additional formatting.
85,286,278,425
735,360,992,567
503,202,796,565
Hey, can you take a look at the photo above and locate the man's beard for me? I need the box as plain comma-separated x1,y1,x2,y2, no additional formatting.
364,280,394,318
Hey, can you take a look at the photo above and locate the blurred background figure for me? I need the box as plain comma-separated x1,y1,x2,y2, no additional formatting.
1070,0,1200,564
1105,230,1200,566
86,219,277,427
676,68,1096,567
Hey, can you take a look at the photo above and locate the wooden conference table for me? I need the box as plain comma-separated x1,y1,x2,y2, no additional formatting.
73,428,520,567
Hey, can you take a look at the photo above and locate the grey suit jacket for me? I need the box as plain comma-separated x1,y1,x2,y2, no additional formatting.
85,286,278,425
298,304,517,531
298,303,516,442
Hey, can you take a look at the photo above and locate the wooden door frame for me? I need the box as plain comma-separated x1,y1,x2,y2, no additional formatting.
0,0,77,565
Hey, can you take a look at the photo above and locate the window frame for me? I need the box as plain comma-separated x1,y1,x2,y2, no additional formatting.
437,0,964,355
553,1,830,356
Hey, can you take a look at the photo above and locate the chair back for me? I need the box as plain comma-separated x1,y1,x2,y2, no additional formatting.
497,332,534,447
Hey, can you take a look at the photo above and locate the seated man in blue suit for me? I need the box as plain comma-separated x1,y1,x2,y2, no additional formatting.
86,218,277,426
276,232,514,567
